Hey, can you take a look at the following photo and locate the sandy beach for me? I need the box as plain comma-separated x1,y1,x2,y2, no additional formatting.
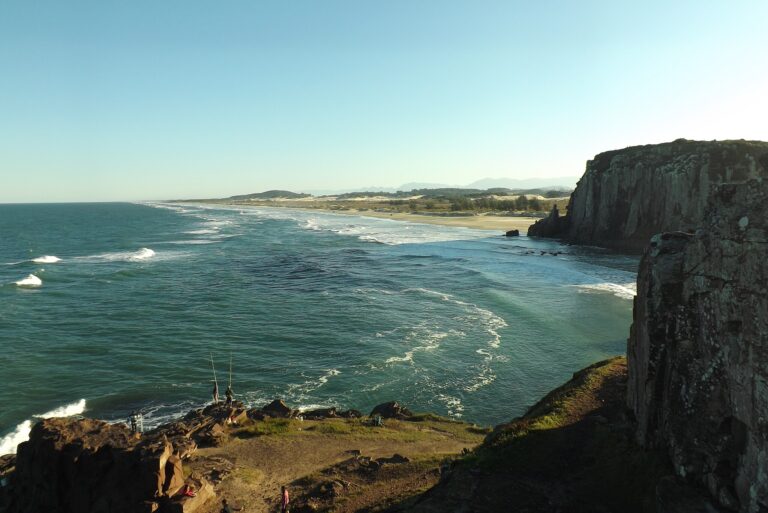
210,200,542,233
343,209,541,232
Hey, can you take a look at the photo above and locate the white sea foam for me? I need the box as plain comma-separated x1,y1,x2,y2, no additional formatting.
573,282,636,300
0,399,86,455
184,229,219,235
385,331,447,364
285,369,343,398
437,394,465,417
32,255,61,263
243,206,496,245
84,248,157,262
15,274,42,287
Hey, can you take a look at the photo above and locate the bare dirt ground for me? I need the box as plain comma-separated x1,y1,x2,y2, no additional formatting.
190,417,487,513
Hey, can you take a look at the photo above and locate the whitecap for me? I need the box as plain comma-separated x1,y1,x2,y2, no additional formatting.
184,229,219,235
572,282,636,300
32,255,61,264
0,399,86,455
84,248,157,263
15,274,42,287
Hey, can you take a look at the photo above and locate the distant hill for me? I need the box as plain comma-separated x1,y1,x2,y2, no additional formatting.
229,190,310,200
334,186,572,200
466,177,579,190
396,182,454,191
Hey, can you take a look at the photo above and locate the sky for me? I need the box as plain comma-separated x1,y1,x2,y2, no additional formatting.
1,1,767,202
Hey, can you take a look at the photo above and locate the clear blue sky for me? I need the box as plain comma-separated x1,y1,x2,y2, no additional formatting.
2,1,767,202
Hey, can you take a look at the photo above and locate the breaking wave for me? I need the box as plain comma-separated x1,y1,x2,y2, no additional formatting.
32,255,61,263
15,274,42,287
572,282,636,300
0,399,86,455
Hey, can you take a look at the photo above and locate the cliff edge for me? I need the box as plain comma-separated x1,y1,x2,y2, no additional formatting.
628,178,768,513
528,139,768,252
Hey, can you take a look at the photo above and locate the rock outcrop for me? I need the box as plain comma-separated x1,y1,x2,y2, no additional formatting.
628,178,768,512
528,139,768,252
0,403,248,513
370,401,413,419
7,418,183,513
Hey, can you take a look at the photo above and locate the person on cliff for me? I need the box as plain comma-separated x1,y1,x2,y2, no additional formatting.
225,385,233,406
281,486,290,513
212,381,219,404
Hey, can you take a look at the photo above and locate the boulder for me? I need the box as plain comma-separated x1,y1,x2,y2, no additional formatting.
375,454,410,465
261,399,295,418
369,401,413,419
302,407,338,420
338,409,362,419
199,423,227,447
628,178,768,512
504,229,520,237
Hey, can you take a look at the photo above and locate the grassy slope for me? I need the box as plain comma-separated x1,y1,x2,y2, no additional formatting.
191,415,489,513
186,358,670,513
400,357,671,513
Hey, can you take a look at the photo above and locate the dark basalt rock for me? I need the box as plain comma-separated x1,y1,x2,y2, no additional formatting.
504,229,520,237
528,139,768,252
261,399,295,418
369,401,413,419
6,418,188,513
302,407,338,420
628,178,768,512
527,204,568,238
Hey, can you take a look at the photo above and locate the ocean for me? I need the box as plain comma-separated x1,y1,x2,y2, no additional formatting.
0,202,637,454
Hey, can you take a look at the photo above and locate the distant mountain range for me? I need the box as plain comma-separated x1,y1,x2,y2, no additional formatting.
304,177,578,196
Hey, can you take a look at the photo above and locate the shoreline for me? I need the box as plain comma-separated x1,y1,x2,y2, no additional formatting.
335,208,540,232
191,201,542,233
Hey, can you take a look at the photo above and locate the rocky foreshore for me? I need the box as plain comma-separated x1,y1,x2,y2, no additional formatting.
0,399,474,513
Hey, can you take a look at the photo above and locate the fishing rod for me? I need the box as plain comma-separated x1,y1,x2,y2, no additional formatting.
210,353,218,385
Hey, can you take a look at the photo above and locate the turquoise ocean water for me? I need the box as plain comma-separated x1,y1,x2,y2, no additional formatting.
0,202,637,454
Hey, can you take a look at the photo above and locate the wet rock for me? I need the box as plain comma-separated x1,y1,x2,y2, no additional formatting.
505,229,520,237
370,401,413,419
628,179,768,512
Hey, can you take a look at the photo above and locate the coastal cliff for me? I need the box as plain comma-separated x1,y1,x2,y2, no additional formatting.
528,139,768,251
628,178,768,513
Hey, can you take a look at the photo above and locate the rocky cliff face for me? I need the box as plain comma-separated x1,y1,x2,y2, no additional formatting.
6,418,184,513
528,139,768,252
628,178,768,512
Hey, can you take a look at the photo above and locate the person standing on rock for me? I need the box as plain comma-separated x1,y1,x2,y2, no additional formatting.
225,385,233,406
212,381,219,404
281,486,290,513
